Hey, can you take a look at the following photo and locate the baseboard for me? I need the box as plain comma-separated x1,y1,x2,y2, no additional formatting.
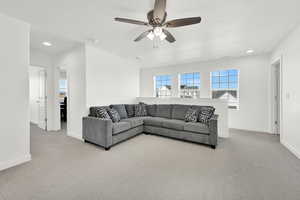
230,128,272,135
67,131,83,141
281,140,300,159
0,154,31,171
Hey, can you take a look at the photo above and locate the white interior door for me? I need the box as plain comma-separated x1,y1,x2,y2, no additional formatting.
29,67,40,124
38,70,47,130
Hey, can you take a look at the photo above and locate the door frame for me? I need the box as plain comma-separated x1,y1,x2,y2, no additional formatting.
39,68,48,131
270,56,283,136
29,65,48,130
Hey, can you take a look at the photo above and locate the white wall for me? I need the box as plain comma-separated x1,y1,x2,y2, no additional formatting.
0,14,31,171
54,45,86,140
140,54,271,133
30,49,58,130
271,24,300,159
85,45,140,106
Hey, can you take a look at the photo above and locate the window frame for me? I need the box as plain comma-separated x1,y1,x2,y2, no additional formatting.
210,69,240,109
179,72,201,99
154,74,173,98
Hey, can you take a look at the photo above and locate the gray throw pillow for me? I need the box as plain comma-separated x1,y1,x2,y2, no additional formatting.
107,108,121,123
198,107,215,124
135,102,147,117
110,104,128,119
184,108,198,123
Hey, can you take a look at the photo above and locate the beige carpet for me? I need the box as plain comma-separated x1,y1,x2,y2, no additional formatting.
0,124,300,200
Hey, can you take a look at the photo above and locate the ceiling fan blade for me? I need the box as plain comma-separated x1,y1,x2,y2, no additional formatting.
164,17,201,28
115,18,148,26
153,0,166,22
134,30,152,42
162,29,176,43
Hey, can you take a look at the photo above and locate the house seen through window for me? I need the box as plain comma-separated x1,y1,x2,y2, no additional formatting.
211,69,239,109
180,72,200,98
155,75,172,97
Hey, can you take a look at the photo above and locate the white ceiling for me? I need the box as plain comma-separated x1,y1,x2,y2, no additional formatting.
0,0,299,67
30,30,80,55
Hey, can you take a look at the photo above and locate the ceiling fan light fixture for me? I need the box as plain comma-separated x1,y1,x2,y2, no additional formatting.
147,31,155,40
153,27,163,36
159,32,167,40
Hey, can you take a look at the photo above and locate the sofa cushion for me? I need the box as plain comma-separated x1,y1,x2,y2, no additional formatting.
172,104,191,120
184,108,198,123
143,117,166,127
198,107,215,124
112,122,131,135
162,119,185,131
125,104,136,118
110,104,128,119
146,104,157,117
156,104,172,119
184,122,210,134
135,102,147,117
107,108,121,123
121,117,148,128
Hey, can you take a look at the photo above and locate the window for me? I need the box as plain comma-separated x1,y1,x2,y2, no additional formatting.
59,79,67,98
155,75,172,97
179,72,200,98
211,69,239,109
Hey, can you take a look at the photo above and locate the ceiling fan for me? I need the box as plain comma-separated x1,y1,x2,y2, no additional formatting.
114,0,201,43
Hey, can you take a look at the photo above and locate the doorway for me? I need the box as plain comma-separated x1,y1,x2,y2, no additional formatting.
29,66,47,130
59,70,68,130
271,58,282,135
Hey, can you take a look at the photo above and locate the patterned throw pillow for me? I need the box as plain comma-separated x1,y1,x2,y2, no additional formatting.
94,107,111,119
107,108,121,123
184,108,198,123
198,107,215,124
135,102,147,117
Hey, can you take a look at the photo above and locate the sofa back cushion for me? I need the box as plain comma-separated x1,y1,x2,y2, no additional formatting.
172,104,191,120
110,104,128,119
156,104,172,119
146,104,157,117
125,104,136,118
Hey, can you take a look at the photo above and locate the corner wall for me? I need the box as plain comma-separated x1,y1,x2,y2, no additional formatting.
271,24,300,159
140,54,271,133
54,45,87,140
85,45,140,106
0,14,31,171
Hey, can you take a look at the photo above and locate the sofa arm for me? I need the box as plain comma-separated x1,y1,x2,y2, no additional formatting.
208,114,218,147
82,117,113,148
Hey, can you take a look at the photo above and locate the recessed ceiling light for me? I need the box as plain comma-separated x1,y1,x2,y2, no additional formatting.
246,49,254,54
42,41,52,47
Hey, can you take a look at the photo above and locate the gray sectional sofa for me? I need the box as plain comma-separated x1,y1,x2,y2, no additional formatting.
82,104,218,150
